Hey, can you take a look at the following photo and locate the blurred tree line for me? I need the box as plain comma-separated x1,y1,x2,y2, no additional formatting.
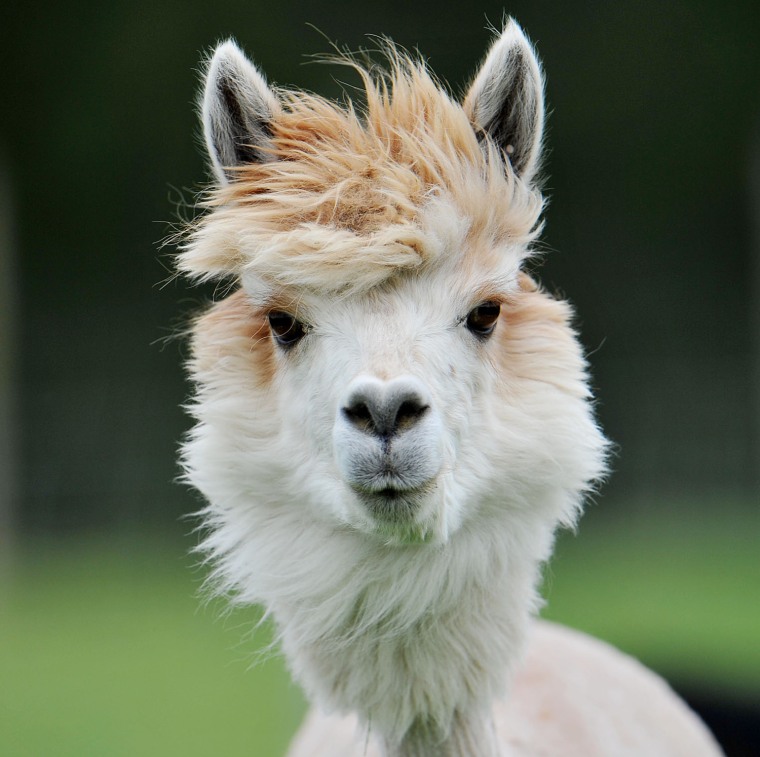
1,0,758,533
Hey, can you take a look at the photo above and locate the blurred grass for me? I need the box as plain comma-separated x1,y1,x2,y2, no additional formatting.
542,502,760,700
0,535,306,757
1,502,758,756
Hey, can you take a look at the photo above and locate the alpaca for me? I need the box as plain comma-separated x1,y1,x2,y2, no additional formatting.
178,20,722,756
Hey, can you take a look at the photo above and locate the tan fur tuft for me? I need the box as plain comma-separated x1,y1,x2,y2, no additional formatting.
191,290,275,388
496,274,591,399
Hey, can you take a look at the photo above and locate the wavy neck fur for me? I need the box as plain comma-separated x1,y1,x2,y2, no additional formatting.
273,512,554,756
383,710,503,757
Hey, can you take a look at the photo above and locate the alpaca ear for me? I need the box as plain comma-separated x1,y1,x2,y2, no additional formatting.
201,40,280,183
463,20,545,182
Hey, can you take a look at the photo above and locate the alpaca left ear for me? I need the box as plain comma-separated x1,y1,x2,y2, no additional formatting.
463,20,545,183
201,39,280,184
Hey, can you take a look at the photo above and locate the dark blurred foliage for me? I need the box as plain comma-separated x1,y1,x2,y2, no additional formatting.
1,0,758,532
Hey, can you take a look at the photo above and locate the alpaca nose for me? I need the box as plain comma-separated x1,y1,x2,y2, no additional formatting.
341,376,430,439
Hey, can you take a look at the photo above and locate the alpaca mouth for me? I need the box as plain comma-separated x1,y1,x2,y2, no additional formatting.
375,487,405,499
357,489,421,522
352,481,435,523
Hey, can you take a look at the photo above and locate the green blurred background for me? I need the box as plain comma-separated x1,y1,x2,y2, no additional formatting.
1,1,758,755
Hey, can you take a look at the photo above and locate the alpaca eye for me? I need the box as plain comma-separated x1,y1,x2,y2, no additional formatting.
466,302,501,338
268,311,307,348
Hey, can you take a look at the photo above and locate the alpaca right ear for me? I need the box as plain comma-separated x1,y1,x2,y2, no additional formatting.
463,20,545,183
202,40,280,184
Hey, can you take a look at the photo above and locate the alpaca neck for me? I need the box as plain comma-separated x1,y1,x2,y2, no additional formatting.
276,519,550,757
382,710,503,757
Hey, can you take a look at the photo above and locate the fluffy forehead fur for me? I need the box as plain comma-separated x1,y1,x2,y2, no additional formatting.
179,50,544,294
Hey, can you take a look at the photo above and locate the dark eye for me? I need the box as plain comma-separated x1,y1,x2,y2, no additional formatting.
267,311,307,348
465,301,501,338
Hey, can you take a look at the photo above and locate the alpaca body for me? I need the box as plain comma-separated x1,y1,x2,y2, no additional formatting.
179,20,721,756
288,621,721,757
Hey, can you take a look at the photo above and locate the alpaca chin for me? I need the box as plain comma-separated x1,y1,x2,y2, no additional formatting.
352,490,439,545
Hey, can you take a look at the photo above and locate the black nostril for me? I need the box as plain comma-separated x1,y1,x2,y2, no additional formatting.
342,390,429,438
396,400,428,433
342,402,374,433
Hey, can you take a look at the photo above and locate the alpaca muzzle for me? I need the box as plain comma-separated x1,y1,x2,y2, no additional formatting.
333,375,444,520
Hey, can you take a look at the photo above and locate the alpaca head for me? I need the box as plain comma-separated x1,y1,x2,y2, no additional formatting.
179,20,608,745
181,21,605,545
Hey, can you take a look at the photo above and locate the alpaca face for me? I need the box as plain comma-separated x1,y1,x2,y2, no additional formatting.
228,195,533,543
188,189,600,548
